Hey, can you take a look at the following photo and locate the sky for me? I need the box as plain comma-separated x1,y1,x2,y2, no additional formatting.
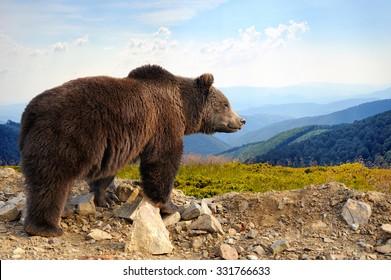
0,0,391,104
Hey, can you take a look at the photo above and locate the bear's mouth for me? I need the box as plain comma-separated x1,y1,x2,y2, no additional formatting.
227,124,242,132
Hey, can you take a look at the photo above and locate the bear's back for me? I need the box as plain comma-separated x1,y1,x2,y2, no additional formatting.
127,65,176,83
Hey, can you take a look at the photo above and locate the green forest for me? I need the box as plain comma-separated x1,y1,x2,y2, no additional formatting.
250,110,391,167
0,120,20,165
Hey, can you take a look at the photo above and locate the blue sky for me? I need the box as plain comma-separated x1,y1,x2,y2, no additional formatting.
1,0,391,104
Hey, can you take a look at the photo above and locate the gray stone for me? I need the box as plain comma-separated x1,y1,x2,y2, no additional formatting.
381,224,391,235
125,198,173,255
217,244,238,260
181,202,204,220
86,229,112,241
189,214,225,235
375,244,391,254
201,200,212,215
162,212,181,227
247,255,258,260
70,193,96,216
271,239,290,255
0,204,20,221
341,199,371,227
114,195,143,221
6,193,26,210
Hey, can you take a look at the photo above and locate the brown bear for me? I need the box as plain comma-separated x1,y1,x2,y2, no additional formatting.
19,65,245,237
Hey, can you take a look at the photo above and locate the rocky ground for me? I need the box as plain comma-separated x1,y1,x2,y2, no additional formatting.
1,167,391,260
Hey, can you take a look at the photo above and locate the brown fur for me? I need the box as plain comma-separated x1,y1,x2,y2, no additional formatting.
19,65,245,237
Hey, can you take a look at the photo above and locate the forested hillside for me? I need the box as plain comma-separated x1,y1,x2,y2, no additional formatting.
251,110,391,167
0,121,20,165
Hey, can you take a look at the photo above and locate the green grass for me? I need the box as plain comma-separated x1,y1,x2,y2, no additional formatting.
116,162,391,198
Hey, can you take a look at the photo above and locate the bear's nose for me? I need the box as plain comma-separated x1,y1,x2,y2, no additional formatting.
240,118,246,125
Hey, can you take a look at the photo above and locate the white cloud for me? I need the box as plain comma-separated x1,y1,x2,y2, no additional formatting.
74,35,89,47
196,21,309,67
30,35,89,55
122,27,178,65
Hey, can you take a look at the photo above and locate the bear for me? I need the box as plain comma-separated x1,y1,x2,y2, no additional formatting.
18,65,245,237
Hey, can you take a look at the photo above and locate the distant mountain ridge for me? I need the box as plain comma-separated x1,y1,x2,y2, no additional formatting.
231,99,391,146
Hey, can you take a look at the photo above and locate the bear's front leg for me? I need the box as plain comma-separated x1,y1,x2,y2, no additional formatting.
139,145,182,214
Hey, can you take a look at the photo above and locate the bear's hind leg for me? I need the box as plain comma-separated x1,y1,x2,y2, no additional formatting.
24,179,73,237
88,176,118,207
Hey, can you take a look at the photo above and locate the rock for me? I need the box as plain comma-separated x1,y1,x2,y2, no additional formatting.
375,245,391,254
246,229,258,239
189,214,225,235
78,202,96,216
0,204,20,221
2,188,14,197
116,184,133,202
162,212,181,227
114,195,143,221
323,237,334,243
201,200,212,215
326,254,346,260
380,224,391,235
228,228,237,236
192,237,203,250
125,198,173,255
311,220,328,230
127,188,140,203
351,223,360,231
86,229,112,241
247,255,258,260
217,244,238,260
226,238,235,245
271,240,290,255
71,193,96,216
13,247,25,255
177,221,192,231
181,202,204,220
254,245,266,256
7,193,26,210
341,199,371,228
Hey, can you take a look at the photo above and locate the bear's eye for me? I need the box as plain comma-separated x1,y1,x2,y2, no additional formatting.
224,104,229,109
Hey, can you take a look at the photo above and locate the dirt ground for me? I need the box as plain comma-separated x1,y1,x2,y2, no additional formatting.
1,168,390,260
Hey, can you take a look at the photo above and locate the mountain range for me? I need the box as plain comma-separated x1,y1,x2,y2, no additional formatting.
221,110,391,167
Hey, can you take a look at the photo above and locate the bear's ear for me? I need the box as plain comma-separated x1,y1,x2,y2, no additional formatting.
197,73,214,88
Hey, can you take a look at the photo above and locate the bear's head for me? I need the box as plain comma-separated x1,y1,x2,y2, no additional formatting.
196,73,246,135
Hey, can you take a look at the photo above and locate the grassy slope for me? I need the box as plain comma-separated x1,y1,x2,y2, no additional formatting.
117,162,391,198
